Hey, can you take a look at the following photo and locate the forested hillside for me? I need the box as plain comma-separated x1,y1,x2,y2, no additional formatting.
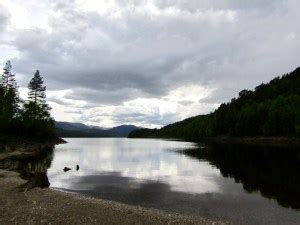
129,68,300,139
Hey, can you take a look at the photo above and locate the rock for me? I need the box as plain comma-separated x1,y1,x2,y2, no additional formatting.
19,172,50,191
63,167,71,172
76,165,79,171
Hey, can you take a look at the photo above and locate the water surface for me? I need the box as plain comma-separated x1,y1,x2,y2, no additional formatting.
46,138,299,225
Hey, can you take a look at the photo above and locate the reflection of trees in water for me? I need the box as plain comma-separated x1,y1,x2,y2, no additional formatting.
18,146,54,190
184,144,300,209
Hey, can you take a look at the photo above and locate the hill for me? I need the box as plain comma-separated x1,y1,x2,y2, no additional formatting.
55,122,141,138
129,67,300,139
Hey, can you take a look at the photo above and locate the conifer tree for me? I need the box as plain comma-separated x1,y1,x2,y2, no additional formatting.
28,70,47,106
23,70,51,120
22,70,54,138
0,60,19,125
1,60,16,93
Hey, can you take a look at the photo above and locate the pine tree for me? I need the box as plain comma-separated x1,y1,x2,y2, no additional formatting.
24,70,51,120
1,61,16,93
28,70,47,105
22,70,54,138
0,60,19,124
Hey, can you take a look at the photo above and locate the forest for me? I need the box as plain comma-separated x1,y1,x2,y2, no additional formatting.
129,67,300,139
0,61,54,140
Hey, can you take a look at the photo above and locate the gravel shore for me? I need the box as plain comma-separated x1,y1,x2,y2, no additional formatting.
0,169,229,225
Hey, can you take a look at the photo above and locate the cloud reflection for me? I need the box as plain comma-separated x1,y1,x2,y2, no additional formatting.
48,138,220,194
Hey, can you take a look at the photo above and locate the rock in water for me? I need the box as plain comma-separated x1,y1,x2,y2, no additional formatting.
76,165,79,171
63,167,71,172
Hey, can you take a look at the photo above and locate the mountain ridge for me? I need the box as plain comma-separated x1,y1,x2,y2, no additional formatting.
55,121,142,137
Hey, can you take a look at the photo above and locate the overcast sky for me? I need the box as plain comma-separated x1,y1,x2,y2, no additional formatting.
0,0,299,128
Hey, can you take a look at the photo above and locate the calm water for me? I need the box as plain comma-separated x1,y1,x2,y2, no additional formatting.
42,138,300,224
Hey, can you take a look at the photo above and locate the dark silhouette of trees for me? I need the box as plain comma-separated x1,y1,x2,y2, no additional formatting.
22,70,54,138
28,70,47,104
0,61,54,139
129,67,300,138
2,61,16,92
0,61,20,131
23,70,51,120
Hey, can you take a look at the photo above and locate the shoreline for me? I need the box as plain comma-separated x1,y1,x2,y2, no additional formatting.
0,138,229,224
0,169,228,225
130,136,300,148
193,136,300,148
0,136,66,153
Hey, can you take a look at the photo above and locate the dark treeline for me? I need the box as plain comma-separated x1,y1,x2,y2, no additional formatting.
0,61,54,140
129,67,300,139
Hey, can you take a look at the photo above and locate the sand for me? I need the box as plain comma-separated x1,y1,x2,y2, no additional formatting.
0,169,230,225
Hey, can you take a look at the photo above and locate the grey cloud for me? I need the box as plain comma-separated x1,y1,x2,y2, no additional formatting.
2,0,300,126
47,96,74,106
63,87,146,105
48,94,99,109
86,110,178,128
178,100,194,106
0,5,10,30
63,108,84,114
154,0,282,12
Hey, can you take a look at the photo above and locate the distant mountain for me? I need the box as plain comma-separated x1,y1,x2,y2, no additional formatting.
55,122,91,131
55,121,141,138
109,125,141,137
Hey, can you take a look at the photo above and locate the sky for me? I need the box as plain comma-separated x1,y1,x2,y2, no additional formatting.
0,0,299,128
